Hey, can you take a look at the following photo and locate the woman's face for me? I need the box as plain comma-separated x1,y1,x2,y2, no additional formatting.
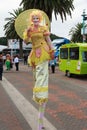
32,15,40,25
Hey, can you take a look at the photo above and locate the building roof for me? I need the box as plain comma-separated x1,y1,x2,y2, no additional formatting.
0,45,8,51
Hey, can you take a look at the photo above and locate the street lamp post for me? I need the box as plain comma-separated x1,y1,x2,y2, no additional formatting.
81,9,87,43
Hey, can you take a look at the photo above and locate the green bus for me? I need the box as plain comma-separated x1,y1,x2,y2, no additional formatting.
59,43,87,77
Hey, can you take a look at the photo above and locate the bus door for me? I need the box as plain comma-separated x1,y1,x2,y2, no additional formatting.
69,47,79,74
81,50,87,74
59,48,69,71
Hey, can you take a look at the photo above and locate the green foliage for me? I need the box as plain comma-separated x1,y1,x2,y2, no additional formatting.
20,0,74,22
4,8,24,57
0,37,8,46
4,8,23,39
50,33,61,41
69,23,87,43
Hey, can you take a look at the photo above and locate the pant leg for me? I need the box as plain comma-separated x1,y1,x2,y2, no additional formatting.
0,70,2,80
38,103,46,130
15,63,19,71
51,65,55,73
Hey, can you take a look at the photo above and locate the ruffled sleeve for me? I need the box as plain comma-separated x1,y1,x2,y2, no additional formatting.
43,26,50,36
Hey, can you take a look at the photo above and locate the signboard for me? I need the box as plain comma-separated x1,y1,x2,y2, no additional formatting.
8,39,32,49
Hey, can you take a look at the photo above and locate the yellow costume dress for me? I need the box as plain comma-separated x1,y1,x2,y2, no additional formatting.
28,25,51,104
28,25,51,66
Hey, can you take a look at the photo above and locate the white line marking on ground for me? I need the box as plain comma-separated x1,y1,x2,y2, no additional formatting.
1,77,57,130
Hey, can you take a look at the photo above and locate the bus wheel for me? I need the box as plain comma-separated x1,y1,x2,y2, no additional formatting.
66,71,71,77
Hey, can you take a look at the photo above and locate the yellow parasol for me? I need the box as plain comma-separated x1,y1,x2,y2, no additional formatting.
15,9,50,40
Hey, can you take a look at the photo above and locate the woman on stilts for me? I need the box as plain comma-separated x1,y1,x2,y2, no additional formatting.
15,9,54,130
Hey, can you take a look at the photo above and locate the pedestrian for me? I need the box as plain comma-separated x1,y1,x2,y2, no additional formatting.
2,54,6,64
49,58,56,73
23,53,28,65
10,56,13,69
22,9,54,130
5,54,11,70
14,55,19,71
27,54,30,67
0,54,3,80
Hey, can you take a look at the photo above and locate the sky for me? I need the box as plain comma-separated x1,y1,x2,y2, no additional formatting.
0,0,87,40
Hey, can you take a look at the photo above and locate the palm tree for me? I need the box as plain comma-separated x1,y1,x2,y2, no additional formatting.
4,8,24,58
20,0,74,22
69,23,87,42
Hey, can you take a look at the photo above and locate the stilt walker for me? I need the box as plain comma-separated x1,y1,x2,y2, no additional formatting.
15,9,54,130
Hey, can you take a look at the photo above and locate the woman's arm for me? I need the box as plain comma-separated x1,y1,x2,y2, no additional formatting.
45,36,54,59
23,28,31,44
45,36,53,49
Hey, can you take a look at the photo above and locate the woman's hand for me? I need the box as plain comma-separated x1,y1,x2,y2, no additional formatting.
49,50,55,60
23,28,31,44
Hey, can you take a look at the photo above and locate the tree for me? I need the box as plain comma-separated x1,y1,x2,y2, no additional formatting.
20,0,74,22
50,33,59,41
4,8,24,58
4,0,74,57
0,37,8,46
69,23,87,43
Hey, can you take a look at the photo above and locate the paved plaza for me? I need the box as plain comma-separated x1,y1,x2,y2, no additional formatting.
0,62,87,130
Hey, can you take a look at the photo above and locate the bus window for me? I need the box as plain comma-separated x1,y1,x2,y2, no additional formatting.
82,51,87,62
60,48,68,59
69,47,79,60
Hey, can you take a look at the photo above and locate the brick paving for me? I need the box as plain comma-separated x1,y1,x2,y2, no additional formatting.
0,81,32,130
0,62,87,130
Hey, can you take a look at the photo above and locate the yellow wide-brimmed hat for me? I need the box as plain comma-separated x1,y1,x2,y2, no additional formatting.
15,9,50,39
